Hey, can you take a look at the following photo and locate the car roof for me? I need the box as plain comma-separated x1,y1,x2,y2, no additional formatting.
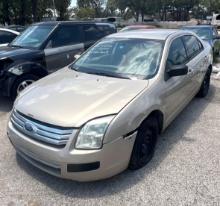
33,21,114,27
0,28,20,35
182,25,214,29
126,25,156,28
107,29,189,40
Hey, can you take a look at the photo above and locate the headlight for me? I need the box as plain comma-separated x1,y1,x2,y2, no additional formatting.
75,116,114,149
8,65,23,75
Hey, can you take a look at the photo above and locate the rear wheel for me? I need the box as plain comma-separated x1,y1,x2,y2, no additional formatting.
11,74,39,99
129,117,159,170
197,70,211,98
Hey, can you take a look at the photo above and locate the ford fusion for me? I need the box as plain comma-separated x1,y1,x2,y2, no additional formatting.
8,30,212,181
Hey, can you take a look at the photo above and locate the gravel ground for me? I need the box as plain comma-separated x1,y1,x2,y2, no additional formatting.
0,79,220,206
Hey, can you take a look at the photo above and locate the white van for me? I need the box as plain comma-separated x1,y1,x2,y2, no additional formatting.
212,14,220,26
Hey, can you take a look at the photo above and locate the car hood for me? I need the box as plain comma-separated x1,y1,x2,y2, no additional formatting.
15,68,148,127
0,46,36,59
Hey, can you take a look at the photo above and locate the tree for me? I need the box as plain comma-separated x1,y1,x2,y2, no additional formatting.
54,0,71,20
77,0,104,17
75,7,96,19
2,0,11,24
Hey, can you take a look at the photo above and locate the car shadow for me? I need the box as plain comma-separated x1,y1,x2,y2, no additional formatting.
0,95,13,113
15,83,216,199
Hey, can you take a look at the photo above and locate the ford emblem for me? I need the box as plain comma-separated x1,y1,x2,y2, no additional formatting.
24,122,35,132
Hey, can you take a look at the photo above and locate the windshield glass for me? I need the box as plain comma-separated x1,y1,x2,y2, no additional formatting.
183,27,212,40
72,38,163,79
11,25,55,48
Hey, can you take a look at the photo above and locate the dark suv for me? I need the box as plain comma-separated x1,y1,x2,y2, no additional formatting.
0,21,116,98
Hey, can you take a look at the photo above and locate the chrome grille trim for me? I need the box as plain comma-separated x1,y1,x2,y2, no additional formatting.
11,110,76,147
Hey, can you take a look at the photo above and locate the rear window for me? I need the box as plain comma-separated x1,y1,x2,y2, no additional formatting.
83,25,103,42
97,25,114,36
182,35,203,59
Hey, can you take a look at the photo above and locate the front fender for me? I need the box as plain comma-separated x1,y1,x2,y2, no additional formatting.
104,86,165,144
7,62,48,77
3,62,48,96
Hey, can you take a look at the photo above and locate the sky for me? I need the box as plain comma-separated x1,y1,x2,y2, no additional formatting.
71,0,77,7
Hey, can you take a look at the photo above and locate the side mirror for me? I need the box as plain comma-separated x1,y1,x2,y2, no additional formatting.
167,64,188,77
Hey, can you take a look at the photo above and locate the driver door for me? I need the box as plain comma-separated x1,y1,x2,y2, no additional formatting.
162,36,195,125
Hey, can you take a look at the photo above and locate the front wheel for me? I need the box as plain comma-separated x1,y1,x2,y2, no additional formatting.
196,70,211,98
11,74,39,99
129,117,159,170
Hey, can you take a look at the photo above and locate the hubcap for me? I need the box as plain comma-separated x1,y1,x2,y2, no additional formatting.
17,80,35,94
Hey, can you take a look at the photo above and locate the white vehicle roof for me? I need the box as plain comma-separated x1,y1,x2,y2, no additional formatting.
0,28,20,35
107,29,193,40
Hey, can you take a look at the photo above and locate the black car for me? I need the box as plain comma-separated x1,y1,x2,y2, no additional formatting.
0,21,116,98
7,25,26,33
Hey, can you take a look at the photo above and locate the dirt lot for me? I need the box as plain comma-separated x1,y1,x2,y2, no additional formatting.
0,79,220,206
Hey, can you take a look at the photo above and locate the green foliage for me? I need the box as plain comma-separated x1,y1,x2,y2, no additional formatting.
0,0,70,25
104,0,209,21
75,7,96,19
54,0,71,20
0,0,219,24
77,0,104,17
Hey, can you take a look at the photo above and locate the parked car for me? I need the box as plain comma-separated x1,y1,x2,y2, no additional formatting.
181,25,220,55
211,13,220,26
8,30,212,181
0,28,19,47
0,21,116,98
120,25,156,32
7,25,26,33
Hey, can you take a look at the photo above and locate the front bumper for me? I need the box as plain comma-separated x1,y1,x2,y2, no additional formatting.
7,121,136,182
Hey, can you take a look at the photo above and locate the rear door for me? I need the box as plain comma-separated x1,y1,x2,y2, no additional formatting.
44,24,84,73
182,35,207,91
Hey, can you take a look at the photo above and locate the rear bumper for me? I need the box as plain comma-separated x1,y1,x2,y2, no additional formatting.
7,120,136,182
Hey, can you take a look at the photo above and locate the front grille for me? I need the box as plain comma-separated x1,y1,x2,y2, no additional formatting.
11,110,76,147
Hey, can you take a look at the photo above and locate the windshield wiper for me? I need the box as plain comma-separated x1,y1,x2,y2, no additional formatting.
10,44,23,48
87,71,131,79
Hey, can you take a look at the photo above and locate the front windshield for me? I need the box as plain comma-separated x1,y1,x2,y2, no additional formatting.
11,25,55,48
72,38,163,79
183,27,212,40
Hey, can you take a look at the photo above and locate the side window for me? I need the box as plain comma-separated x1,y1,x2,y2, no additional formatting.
167,37,187,66
0,31,17,44
182,35,201,59
213,28,218,37
48,25,82,48
83,24,102,42
97,25,112,36
197,39,204,50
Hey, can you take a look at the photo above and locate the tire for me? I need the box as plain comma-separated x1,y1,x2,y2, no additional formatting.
129,117,159,170
196,69,211,98
11,74,39,99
